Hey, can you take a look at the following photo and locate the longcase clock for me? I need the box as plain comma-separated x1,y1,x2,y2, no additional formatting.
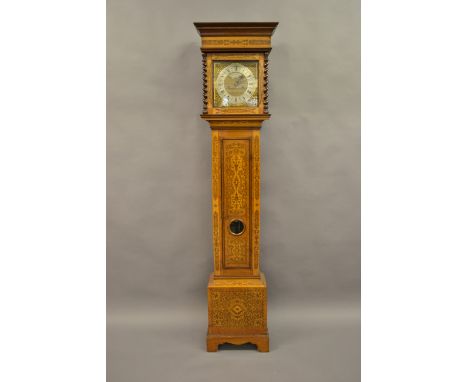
194,22,278,352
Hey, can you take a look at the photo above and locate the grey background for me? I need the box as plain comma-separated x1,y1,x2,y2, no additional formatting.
107,0,360,381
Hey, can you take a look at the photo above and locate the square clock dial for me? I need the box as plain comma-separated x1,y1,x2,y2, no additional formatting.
213,61,258,108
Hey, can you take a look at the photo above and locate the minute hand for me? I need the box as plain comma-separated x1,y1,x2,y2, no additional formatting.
233,75,243,87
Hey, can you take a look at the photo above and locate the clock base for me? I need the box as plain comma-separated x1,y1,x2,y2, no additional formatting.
207,333,269,352
206,272,269,352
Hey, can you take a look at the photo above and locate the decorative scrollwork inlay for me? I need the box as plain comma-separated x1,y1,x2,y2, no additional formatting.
253,210,260,269
225,142,248,216
252,133,260,271
253,135,260,200
223,139,250,268
203,39,269,46
212,136,219,200
227,239,248,264
209,288,266,328
213,211,220,271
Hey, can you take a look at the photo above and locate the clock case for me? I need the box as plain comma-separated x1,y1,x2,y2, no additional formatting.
194,22,278,352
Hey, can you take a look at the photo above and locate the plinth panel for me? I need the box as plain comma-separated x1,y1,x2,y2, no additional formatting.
207,273,268,334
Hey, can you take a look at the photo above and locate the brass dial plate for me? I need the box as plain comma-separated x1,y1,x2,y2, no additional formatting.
213,61,259,108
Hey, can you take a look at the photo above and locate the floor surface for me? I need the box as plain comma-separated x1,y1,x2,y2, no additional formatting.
107,302,360,382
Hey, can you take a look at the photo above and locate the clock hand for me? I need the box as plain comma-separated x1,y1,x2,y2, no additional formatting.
234,75,243,87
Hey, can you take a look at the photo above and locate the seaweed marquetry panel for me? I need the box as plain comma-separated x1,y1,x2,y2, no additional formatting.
222,139,251,268
208,288,266,329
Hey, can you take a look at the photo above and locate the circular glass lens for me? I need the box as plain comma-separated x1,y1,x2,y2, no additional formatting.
229,220,245,235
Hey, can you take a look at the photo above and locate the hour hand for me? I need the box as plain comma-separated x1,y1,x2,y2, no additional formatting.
234,76,242,87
